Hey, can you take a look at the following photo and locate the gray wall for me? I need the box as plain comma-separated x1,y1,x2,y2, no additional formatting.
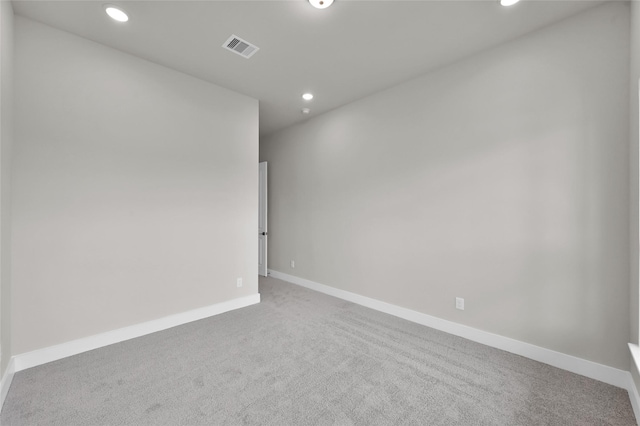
0,0,13,375
630,0,640,388
13,17,258,355
261,2,630,370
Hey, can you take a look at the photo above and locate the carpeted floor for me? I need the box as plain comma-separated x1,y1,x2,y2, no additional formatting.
1,276,636,425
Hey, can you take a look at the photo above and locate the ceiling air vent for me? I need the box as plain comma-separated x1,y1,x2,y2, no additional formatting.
222,35,259,59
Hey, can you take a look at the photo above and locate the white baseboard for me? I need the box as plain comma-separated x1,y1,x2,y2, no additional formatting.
627,344,640,422
0,357,15,411
13,293,260,373
268,269,630,391
626,369,640,424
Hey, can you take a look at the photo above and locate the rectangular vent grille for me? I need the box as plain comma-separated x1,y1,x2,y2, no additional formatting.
222,35,259,59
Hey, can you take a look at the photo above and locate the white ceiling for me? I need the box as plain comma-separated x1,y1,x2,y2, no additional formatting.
13,0,607,137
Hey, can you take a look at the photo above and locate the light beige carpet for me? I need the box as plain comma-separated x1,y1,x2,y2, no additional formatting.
1,276,636,425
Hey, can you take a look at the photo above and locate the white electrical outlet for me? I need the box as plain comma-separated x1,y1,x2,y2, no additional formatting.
291,260,295,269
455,297,464,310
237,277,243,288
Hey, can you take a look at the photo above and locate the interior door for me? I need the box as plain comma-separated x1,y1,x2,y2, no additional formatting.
258,162,268,277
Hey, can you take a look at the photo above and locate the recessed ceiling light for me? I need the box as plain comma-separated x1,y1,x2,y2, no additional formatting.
301,108,311,115
105,5,129,22
302,93,314,101
499,0,520,6
309,0,334,9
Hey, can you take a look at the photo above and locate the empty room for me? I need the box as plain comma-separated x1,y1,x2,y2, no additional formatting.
0,0,639,424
